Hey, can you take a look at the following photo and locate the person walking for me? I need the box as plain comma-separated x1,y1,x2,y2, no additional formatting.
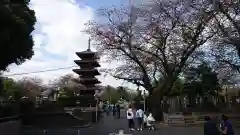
204,116,219,135
220,114,234,135
106,104,111,116
112,104,116,117
126,105,135,131
102,103,106,113
116,103,121,118
135,107,144,131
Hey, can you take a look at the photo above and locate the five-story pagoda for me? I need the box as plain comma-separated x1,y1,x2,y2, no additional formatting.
73,39,101,109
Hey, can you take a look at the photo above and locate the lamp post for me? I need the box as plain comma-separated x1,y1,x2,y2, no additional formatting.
143,90,146,112
94,90,101,122
76,93,80,106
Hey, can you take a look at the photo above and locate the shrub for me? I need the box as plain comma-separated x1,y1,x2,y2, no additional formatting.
36,100,64,113
19,99,35,125
58,97,76,107
0,103,19,117
19,99,35,115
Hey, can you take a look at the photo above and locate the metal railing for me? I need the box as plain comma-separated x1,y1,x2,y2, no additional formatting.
23,127,87,135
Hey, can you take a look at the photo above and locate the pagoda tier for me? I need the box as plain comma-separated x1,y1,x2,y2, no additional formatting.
76,51,99,59
73,79,101,88
80,78,101,84
74,60,100,67
73,69,100,76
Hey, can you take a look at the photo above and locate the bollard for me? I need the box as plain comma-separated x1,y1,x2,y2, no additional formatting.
43,129,47,135
117,129,132,135
77,129,80,135
118,130,124,135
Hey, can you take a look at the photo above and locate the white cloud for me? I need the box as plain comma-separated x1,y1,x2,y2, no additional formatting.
3,0,137,89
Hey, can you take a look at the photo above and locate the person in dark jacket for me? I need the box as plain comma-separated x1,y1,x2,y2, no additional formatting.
112,104,116,117
116,104,121,118
106,104,111,116
204,116,219,135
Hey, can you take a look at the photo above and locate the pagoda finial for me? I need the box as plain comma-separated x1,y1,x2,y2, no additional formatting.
87,38,91,51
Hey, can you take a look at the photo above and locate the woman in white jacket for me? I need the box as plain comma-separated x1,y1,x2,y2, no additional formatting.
126,105,135,131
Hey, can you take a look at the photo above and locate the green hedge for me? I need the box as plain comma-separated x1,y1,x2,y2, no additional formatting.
58,96,96,107
36,100,64,113
0,103,19,117
58,97,77,107
0,99,35,118
19,99,35,115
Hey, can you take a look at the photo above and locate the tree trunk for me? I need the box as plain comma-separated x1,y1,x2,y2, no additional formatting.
146,94,163,121
146,75,177,121
0,75,3,97
178,96,183,112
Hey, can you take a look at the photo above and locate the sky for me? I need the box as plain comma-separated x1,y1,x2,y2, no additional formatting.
4,0,150,89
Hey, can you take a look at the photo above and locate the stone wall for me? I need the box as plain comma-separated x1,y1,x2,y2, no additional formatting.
0,118,22,135
163,112,240,127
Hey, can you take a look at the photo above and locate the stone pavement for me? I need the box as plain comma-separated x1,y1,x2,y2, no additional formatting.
23,111,240,135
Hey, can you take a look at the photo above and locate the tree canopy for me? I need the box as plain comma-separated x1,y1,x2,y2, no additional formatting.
85,0,216,97
0,0,36,71
100,85,136,103
183,63,220,98
1,76,43,100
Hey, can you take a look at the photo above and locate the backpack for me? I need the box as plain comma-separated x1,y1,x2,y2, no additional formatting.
136,110,143,118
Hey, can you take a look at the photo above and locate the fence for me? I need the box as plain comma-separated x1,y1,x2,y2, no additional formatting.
23,127,87,135
163,112,240,126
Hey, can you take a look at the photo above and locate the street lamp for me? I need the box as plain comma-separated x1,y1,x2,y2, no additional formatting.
142,90,149,112
94,90,101,122
142,90,146,112
75,92,81,106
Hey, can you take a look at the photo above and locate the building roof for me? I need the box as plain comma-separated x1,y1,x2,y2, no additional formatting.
41,88,55,97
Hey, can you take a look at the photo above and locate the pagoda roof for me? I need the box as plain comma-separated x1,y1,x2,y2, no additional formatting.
76,50,98,58
73,69,101,75
74,60,100,67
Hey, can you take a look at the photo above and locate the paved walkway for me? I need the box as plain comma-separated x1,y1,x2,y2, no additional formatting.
23,111,240,135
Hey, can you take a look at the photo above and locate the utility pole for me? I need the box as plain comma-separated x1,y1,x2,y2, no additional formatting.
94,90,100,122
107,86,111,104
143,89,146,112
0,72,3,97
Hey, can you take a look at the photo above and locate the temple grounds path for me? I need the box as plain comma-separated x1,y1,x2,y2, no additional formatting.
23,110,240,135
